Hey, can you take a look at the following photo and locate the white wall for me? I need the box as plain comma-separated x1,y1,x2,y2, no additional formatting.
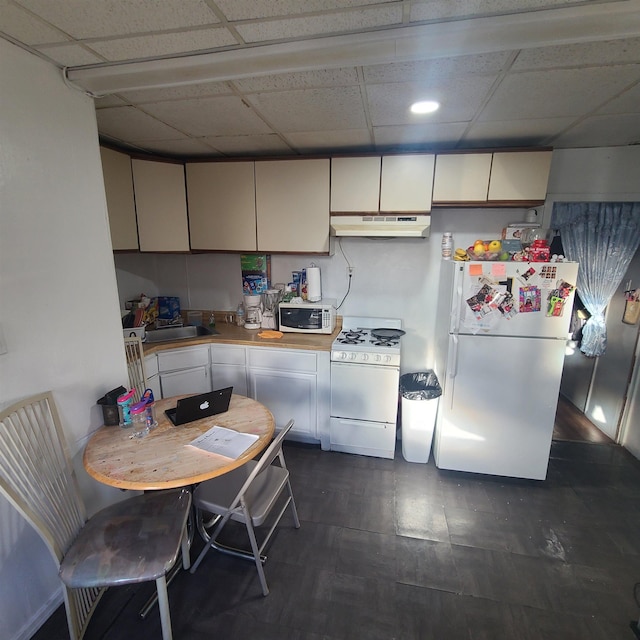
115,207,529,373
0,41,129,640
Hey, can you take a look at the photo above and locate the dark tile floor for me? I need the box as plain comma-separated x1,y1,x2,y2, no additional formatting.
33,440,640,640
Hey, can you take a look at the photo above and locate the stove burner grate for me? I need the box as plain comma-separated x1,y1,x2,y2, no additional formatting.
370,338,399,347
337,336,365,345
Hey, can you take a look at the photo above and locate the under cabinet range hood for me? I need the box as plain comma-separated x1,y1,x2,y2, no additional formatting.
330,215,430,238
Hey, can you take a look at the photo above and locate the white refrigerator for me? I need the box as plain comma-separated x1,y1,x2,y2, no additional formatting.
433,260,579,480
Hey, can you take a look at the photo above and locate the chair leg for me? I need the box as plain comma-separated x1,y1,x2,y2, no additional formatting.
155,575,173,640
190,511,233,574
287,480,301,529
181,527,191,570
245,519,269,596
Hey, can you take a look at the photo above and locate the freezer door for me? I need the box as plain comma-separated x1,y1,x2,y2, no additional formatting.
456,261,579,339
434,334,566,480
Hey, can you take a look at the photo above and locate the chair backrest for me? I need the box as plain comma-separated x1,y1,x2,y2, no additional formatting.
230,419,294,511
0,392,86,565
124,336,148,403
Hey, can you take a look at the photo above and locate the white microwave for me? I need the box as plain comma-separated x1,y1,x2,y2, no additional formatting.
279,300,337,334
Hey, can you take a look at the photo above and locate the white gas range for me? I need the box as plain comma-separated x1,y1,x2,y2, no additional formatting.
329,317,403,459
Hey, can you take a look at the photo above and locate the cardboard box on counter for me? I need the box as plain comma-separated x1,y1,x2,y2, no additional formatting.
151,296,180,320
241,254,271,295
502,223,539,241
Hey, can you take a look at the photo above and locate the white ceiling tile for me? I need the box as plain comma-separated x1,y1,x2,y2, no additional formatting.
234,68,359,92
35,43,104,67
462,117,575,147
213,0,391,21
201,134,294,155
87,28,237,62
247,86,367,132
372,123,467,148
127,137,223,156
141,96,272,136
119,82,233,104
95,95,129,109
96,106,186,140
235,6,402,43
480,66,640,121
0,0,68,45
15,0,219,39
363,52,511,83
550,113,640,148
409,0,588,22
512,36,640,70
285,129,373,151
596,81,640,115
367,76,497,126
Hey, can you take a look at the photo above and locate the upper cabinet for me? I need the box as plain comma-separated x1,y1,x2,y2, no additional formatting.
380,154,435,212
330,154,435,213
132,159,190,252
186,162,257,252
432,150,552,205
432,153,492,203
487,151,553,201
100,147,138,250
255,159,330,253
330,156,381,212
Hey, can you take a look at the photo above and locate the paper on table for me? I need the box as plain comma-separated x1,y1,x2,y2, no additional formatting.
189,425,259,459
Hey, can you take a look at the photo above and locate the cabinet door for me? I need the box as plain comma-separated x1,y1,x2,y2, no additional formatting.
211,345,248,396
380,154,434,212
186,162,257,251
249,369,317,439
330,156,381,212
132,159,190,252
432,153,492,202
255,158,330,253
487,151,552,201
146,374,163,400
100,147,138,250
160,366,211,398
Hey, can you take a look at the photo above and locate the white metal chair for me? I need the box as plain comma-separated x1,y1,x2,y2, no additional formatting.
190,419,300,595
0,392,191,640
124,336,148,402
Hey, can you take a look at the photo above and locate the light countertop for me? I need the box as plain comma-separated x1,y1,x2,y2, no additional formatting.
142,318,342,355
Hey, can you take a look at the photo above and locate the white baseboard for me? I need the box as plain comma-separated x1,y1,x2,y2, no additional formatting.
13,589,63,640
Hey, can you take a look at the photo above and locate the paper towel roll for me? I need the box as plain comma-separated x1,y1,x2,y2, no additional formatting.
307,266,322,302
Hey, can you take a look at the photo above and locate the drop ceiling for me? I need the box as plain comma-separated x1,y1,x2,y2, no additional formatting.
2,0,640,158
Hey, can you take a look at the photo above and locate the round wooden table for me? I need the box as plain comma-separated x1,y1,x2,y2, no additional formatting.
84,394,275,491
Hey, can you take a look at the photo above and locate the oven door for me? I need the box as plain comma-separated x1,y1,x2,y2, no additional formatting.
331,361,399,424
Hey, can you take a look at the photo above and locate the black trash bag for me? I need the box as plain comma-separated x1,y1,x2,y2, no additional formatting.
400,371,442,401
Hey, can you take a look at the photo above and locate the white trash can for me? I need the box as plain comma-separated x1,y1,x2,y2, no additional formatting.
400,371,441,463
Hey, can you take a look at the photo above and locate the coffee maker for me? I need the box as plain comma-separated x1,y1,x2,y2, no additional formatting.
243,295,262,329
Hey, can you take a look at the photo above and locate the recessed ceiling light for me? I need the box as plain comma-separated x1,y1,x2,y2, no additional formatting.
410,100,440,114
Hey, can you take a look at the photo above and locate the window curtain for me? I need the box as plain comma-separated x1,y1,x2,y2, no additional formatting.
551,202,640,357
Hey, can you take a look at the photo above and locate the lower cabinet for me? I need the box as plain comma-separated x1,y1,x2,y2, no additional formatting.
210,344,248,396
144,353,162,399
248,347,329,444
154,343,329,444
157,345,211,398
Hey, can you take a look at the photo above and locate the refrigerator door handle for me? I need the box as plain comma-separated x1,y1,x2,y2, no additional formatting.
448,335,459,379
451,263,464,334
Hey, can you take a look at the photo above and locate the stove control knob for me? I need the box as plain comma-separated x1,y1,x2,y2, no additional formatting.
348,353,357,360
374,354,382,362
335,352,345,360
384,355,391,363
362,354,369,361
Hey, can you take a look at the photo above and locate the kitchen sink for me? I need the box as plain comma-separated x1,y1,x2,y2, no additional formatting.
145,325,218,343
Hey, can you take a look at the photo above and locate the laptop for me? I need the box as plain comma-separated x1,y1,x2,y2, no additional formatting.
165,387,233,426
